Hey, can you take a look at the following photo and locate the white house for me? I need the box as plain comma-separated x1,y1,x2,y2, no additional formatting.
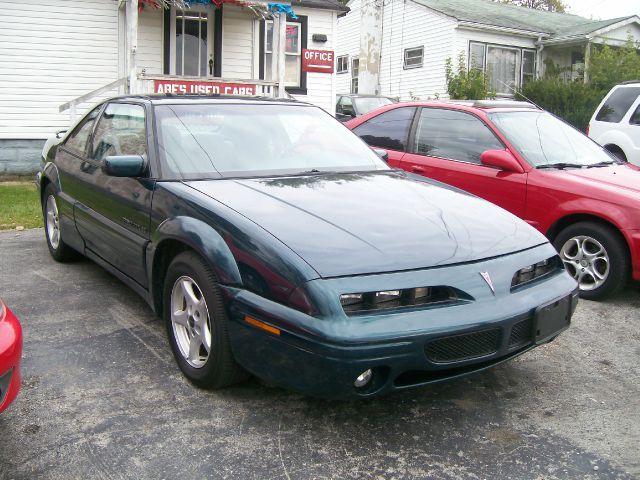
0,0,346,174
336,0,640,100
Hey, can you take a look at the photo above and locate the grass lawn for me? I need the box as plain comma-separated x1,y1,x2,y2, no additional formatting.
0,182,42,230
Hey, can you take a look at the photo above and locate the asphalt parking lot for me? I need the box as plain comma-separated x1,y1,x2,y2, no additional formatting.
1,228,639,480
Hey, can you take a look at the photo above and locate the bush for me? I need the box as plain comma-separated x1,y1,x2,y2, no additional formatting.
517,38,640,131
517,80,604,131
445,53,495,100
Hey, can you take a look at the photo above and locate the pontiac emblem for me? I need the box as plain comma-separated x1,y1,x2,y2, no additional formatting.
480,271,495,295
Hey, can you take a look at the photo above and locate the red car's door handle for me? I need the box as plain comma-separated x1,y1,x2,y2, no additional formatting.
411,165,425,173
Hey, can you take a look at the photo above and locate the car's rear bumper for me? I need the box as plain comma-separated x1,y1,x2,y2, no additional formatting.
0,303,22,413
223,246,579,399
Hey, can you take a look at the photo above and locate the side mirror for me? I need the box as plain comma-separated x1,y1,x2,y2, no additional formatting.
55,130,67,139
372,148,389,163
480,149,524,173
103,155,146,177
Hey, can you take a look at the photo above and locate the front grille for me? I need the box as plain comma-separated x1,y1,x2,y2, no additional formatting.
508,318,533,349
425,328,501,363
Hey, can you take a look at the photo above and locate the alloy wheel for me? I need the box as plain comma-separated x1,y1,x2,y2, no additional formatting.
559,235,610,291
170,276,212,368
45,195,60,249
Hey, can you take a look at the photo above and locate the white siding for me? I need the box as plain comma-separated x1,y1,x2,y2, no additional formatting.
595,23,640,46
379,2,456,100
291,7,336,114
137,7,164,76
222,6,254,79
0,0,121,139
335,0,361,94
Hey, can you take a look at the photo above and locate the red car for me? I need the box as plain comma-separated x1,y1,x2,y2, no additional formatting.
347,100,640,300
0,298,22,413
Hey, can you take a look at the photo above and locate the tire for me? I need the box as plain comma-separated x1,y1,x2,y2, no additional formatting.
42,183,81,262
163,251,247,388
553,222,629,300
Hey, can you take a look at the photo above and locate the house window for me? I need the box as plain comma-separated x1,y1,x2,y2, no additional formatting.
404,46,424,69
351,58,359,94
336,55,349,74
469,42,537,96
264,20,302,87
521,49,536,86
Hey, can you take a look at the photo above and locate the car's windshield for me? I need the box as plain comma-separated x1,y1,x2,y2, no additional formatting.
353,97,394,115
489,111,617,168
155,103,388,179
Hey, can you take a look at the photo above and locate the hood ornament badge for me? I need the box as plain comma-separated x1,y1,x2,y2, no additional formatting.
480,271,495,295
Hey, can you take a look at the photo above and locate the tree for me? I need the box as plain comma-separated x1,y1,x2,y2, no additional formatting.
445,53,495,100
495,0,567,13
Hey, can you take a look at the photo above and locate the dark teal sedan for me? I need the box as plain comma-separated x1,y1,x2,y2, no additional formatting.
37,96,578,398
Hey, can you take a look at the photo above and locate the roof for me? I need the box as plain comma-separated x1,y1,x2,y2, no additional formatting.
294,0,349,13
109,94,309,105
413,0,635,37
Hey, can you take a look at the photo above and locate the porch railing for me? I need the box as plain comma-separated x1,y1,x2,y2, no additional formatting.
59,77,129,125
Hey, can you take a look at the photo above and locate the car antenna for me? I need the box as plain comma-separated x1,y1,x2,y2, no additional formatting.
497,80,543,110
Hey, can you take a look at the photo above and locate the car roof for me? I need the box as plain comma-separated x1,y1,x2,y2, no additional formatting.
382,99,541,113
105,94,312,107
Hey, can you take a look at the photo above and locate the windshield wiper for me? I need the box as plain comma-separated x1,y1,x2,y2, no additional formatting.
585,161,618,168
536,163,583,170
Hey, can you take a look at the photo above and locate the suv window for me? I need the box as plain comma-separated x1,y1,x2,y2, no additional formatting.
595,87,640,123
630,104,640,126
337,96,354,116
91,103,147,161
353,107,416,151
64,105,102,155
413,108,503,163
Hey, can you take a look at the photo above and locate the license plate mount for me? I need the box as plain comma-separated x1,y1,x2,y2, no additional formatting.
534,295,571,344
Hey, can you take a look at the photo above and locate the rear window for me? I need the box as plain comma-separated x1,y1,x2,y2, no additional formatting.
595,86,640,123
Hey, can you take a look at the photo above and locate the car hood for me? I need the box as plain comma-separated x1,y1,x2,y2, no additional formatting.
556,164,640,194
187,171,547,278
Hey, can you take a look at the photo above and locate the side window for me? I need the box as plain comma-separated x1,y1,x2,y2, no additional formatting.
630,104,640,126
91,103,147,161
595,87,640,123
64,106,102,155
413,108,503,164
352,107,416,151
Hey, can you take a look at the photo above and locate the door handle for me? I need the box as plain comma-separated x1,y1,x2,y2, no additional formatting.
411,165,425,173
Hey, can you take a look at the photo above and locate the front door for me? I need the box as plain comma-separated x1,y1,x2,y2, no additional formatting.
73,102,154,287
169,8,215,77
399,107,527,217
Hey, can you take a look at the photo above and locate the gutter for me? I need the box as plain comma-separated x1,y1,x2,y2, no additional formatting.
457,21,550,39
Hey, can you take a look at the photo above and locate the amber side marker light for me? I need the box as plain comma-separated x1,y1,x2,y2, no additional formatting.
244,315,281,336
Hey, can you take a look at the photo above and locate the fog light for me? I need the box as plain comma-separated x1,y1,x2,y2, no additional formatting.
354,369,373,388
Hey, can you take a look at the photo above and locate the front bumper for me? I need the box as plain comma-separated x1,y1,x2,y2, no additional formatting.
0,303,22,413
225,244,578,399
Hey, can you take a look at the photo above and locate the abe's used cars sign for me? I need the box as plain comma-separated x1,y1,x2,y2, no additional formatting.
154,80,257,96
302,49,334,74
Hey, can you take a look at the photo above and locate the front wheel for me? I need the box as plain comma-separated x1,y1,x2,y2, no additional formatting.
553,222,629,300
42,184,81,262
163,251,247,388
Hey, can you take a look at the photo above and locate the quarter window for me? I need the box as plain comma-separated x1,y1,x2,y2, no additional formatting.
413,108,503,163
404,46,424,69
596,87,640,123
336,55,349,74
91,104,147,161
64,106,102,155
630,104,640,126
353,107,416,151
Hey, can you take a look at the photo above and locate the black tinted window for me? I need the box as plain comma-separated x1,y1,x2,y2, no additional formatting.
596,87,640,123
353,107,415,151
630,104,640,126
64,106,101,155
413,108,503,163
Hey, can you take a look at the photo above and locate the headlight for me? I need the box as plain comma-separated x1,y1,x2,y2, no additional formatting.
511,256,560,290
340,286,465,314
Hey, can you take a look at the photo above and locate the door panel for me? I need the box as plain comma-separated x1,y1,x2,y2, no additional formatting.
73,103,153,287
402,108,527,217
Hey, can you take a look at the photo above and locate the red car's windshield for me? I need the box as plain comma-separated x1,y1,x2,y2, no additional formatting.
489,111,618,168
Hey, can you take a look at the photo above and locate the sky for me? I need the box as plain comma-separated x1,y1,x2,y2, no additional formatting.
562,0,639,20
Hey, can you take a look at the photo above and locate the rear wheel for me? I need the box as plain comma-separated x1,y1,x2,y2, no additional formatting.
43,184,81,262
553,222,628,300
163,251,247,388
